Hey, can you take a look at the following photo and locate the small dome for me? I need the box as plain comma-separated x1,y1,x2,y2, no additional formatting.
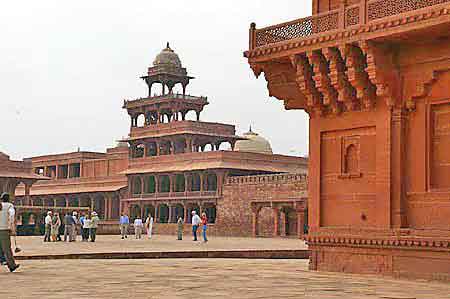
235,127,273,155
153,43,182,68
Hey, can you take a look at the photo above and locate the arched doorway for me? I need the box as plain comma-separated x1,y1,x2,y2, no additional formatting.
158,204,169,223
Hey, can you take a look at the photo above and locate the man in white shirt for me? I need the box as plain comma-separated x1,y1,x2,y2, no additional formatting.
44,211,52,242
134,216,144,239
0,192,20,272
191,211,201,241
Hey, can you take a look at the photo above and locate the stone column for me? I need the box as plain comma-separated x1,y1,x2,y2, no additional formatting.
168,205,172,223
155,175,159,194
24,181,31,206
140,176,144,195
272,207,279,237
154,204,159,223
280,210,287,237
200,172,204,192
156,141,160,156
183,204,188,221
297,209,305,238
169,174,174,193
251,206,259,238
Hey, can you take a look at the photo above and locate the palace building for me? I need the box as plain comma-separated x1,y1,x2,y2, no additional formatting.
245,0,450,280
14,44,308,237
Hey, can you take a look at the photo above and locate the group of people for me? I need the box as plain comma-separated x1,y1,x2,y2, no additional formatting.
120,213,154,240
120,210,209,243
44,210,100,243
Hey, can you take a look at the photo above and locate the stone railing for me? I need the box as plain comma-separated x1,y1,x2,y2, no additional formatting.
250,0,450,49
226,173,307,185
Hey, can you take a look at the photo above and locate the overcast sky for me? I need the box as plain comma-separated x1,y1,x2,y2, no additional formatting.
1,0,311,160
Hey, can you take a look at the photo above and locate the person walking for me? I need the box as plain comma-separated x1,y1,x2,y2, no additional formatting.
0,193,20,272
90,212,100,242
63,212,75,242
134,216,143,239
82,214,91,242
201,212,208,243
44,211,52,242
145,214,153,239
177,216,184,240
120,213,129,239
191,211,201,241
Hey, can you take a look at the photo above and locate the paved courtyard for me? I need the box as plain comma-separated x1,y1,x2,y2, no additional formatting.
1,259,449,299
14,235,307,256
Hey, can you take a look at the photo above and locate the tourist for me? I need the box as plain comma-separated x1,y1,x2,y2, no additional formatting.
145,214,153,239
134,216,143,239
0,193,20,272
177,216,184,240
63,212,75,242
191,211,201,241
90,211,100,242
201,212,208,243
79,213,86,240
50,212,61,242
82,214,91,242
120,213,129,239
71,212,78,242
44,211,52,242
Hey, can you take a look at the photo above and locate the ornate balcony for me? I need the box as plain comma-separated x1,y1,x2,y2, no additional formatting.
249,0,450,51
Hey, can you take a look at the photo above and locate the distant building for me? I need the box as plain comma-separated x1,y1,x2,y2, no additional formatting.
15,44,308,236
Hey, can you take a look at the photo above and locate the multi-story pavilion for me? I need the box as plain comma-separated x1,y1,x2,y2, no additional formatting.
245,0,450,280
121,44,307,226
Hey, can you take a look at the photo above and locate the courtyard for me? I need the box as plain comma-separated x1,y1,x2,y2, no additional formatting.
0,236,448,298
1,259,450,299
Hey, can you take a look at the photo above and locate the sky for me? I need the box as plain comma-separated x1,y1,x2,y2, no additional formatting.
0,0,311,160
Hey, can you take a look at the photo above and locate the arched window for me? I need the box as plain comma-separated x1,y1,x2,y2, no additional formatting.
134,144,145,158
206,173,217,191
190,173,201,191
174,174,185,192
158,204,169,223
344,144,358,174
132,177,142,195
145,176,156,194
136,114,146,127
159,175,170,193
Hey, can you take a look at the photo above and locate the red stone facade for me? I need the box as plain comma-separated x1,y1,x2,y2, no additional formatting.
246,0,450,280
218,173,307,238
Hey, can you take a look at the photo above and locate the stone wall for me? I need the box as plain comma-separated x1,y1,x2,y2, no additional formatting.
216,173,308,237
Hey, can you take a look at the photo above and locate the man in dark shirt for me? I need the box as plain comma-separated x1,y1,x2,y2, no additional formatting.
63,213,75,242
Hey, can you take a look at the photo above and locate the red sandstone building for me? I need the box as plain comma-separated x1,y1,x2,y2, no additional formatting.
14,44,308,237
245,0,450,280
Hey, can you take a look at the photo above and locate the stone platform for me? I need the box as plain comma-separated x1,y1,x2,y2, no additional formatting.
13,235,308,259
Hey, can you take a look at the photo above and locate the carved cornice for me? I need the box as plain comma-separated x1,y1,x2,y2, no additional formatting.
246,6,450,59
306,235,450,250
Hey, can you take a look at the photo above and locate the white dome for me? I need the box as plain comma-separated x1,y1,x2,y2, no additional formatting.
235,128,273,155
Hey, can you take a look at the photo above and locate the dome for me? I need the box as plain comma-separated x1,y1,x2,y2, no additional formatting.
153,42,182,68
235,127,273,155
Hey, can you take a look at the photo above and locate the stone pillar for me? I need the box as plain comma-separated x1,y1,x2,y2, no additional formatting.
272,207,279,237
183,204,188,221
169,175,174,193
155,175,159,194
297,209,306,238
140,176,144,195
280,210,287,237
24,181,31,206
251,206,259,238
156,141,160,156
200,172,204,192
168,205,172,223
154,205,159,223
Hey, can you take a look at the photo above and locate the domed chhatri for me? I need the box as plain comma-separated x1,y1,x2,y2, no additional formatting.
153,42,182,68
235,126,273,155
142,42,194,96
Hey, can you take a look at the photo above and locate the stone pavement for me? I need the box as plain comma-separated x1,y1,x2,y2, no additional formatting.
14,235,307,257
1,259,449,299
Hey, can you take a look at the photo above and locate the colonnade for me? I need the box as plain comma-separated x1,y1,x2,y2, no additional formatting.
126,201,217,224
130,171,221,197
130,137,236,158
